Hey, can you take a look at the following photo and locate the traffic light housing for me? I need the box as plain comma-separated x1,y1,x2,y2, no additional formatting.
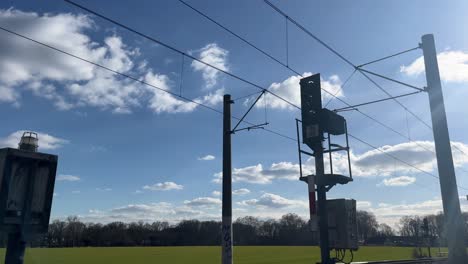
300,74,322,148
300,74,346,149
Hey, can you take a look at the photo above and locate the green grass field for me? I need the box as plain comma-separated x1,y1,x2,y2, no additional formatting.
0,246,431,264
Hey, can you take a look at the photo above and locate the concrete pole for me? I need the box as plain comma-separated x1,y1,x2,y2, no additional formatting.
421,34,467,263
222,94,233,264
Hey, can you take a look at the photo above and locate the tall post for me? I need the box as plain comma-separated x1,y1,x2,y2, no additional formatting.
315,146,331,264
5,233,26,264
300,74,332,264
222,94,233,264
422,34,467,263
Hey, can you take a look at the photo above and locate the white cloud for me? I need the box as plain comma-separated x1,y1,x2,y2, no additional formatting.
71,190,81,194
0,9,223,114
198,154,215,161
191,43,229,89
96,187,112,192
0,130,68,150
77,202,219,223
253,73,343,110
401,50,468,83
340,141,468,177
212,191,221,197
194,88,224,106
184,197,221,208
144,72,224,114
213,161,306,184
357,201,373,210
0,9,142,112
238,193,307,209
57,174,81,182
213,141,468,184
144,71,197,113
233,188,250,195
143,181,183,191
364,197,468,227
380,176,416,187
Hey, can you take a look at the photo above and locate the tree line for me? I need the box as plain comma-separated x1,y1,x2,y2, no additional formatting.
0,211,466,247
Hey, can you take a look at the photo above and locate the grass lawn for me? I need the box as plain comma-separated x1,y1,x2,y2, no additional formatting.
0,246,427,264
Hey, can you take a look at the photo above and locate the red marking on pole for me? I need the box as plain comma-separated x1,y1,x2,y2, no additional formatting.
309,191,316,216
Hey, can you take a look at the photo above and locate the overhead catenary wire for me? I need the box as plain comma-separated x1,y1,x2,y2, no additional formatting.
64,0,301,111
263,1,457,172
0,26,294,143
40,3,468,190
175,0,438,164
176,0,300,75
1,25,456,191
170,0,438,159
263,1,435,131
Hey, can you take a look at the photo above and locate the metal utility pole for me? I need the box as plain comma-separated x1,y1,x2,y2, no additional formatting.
299,74,332,264
422,34,467,263
222,94,233,264
315,146,331,264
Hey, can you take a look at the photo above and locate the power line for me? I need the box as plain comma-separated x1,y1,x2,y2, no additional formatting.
105,0,468,189
177,0,300,75
66,0,434,160
176,0,466,173
261,1,468,182
169,0,438,159
263,1,434,132
0,26,295,143
64,0,301,111
15,2,468,191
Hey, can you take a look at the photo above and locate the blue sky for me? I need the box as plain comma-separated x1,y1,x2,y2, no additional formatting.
1,0,468,228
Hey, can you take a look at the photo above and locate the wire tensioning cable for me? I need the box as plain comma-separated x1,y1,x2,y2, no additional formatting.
179,54,185,96
357,46,421,68
358,68,425,92
334,90,424,112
